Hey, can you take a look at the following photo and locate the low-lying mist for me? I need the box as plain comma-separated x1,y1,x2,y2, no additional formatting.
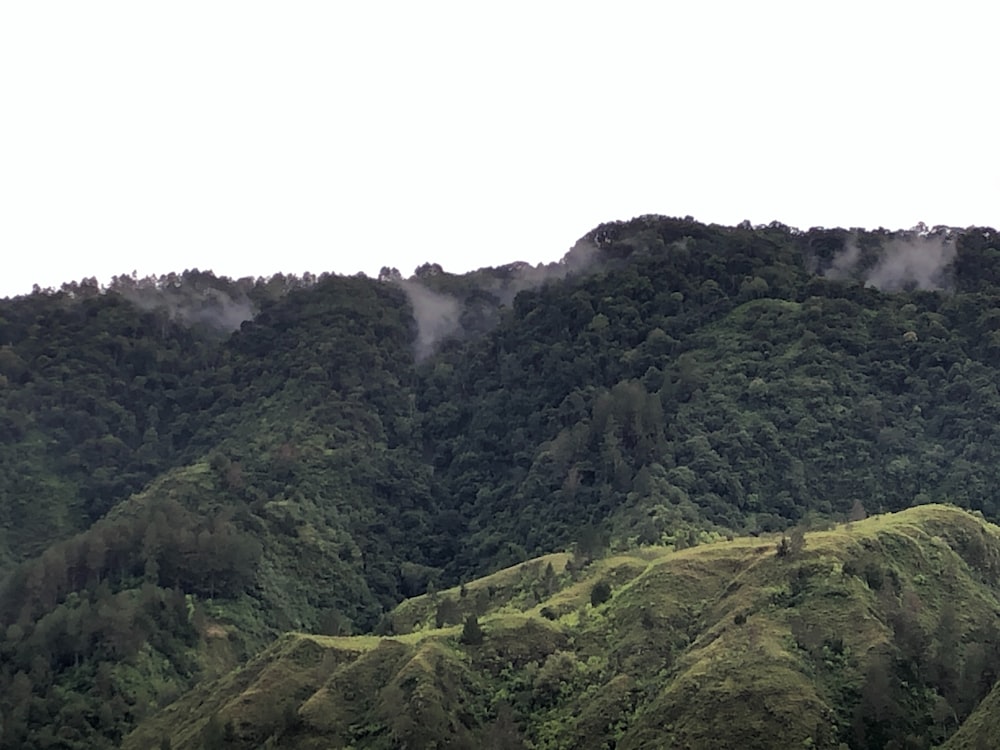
823,232,957,292
394,239,600,361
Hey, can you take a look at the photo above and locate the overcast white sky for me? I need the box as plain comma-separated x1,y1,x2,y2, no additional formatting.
1,2,996,298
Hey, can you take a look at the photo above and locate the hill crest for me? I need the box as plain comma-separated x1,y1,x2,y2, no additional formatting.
125,504,1000,749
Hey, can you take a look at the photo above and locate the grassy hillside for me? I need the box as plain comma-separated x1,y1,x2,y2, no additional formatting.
6,217,1000,747
125,505,1000,750
942,680,1000,749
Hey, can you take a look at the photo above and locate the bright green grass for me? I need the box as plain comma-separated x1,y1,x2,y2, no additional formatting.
125,504,1000,750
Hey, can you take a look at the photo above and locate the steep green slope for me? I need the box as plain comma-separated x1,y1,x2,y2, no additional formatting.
0,268,328,566
0,287,212,563
125,505,1000,750
943,680,1000,749
6,217,1000,748
0,274,442,748
421,220,1000,575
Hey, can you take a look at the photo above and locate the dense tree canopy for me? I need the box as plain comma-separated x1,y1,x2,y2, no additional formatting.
3,217,1000,747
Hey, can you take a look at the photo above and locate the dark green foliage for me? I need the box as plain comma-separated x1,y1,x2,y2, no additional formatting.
777,527,807,559
435,597,462,628
415,219,1000,577
776,536,792,557
460,615,484,646
8,217,1000,747
480,701,527,750
574,524,610,565
590,580,612,607
864,564,885,591
201,713,225,749
118,505,1000,750
851,500,869,522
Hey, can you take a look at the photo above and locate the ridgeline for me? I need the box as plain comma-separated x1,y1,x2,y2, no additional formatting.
2,217,1000,748
122,505,1000,749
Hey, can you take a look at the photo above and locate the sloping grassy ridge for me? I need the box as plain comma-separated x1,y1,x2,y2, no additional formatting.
125,504,1000,749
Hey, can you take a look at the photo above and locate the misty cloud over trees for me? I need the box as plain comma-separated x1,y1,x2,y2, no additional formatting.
5,215,1000,748
819,226,958,292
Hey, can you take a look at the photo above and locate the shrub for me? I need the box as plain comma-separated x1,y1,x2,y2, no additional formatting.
590,580,612,607
460,615,484,646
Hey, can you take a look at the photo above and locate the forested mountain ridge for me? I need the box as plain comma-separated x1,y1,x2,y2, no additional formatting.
3,216,1000,747
123,505,1000,749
